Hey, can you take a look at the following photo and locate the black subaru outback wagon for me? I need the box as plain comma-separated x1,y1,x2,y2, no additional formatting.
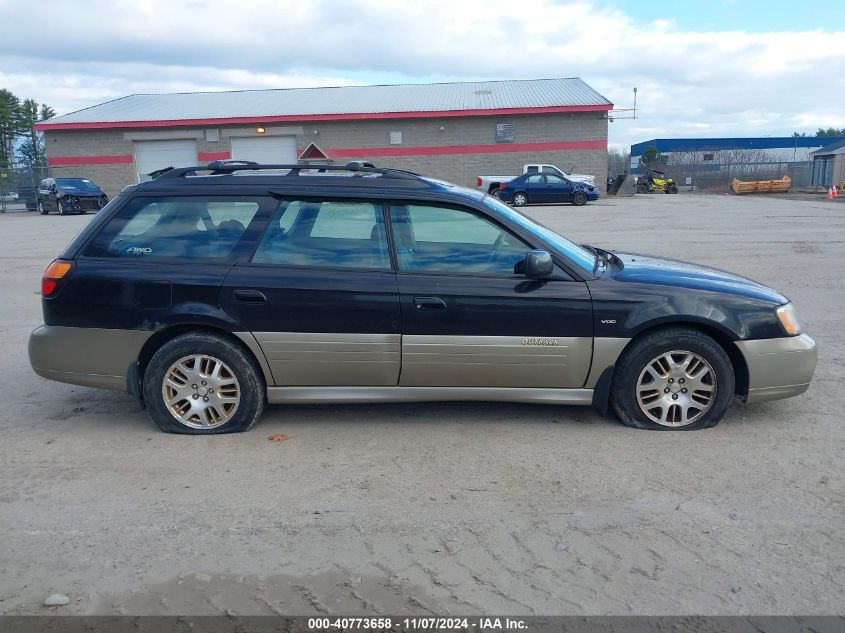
29,162,816,434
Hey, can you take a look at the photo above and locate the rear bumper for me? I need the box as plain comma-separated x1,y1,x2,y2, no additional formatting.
29,325,151,391
736,333,817,404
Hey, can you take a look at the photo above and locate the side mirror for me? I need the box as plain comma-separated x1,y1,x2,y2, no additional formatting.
515,249,554,279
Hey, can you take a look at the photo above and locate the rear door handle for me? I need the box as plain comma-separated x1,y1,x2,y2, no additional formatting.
234,289,267,304
413,296,447,311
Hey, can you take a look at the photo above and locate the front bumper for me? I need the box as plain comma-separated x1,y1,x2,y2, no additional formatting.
736,333,817,403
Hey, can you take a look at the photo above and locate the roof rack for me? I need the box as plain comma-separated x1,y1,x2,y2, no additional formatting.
155,161,424,181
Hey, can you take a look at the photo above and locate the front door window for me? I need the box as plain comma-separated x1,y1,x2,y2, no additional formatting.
388,203,530,276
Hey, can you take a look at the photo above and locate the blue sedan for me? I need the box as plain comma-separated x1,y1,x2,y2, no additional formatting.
496,173,600,207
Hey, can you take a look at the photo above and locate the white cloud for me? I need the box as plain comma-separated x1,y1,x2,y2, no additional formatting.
0,0,843,147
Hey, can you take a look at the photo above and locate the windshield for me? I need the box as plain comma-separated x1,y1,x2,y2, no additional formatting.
470,190,598,273
56,178,100,191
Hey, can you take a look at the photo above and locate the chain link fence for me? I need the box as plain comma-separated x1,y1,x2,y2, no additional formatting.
659,160,814,192
0,165,49,212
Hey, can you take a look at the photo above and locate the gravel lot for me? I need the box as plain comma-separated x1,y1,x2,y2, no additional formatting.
0,192,842,616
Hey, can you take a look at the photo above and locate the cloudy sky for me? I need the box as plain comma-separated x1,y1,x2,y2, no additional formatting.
2,0,843,148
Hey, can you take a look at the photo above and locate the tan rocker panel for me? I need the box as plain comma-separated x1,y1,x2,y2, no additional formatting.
399,335,593,388
253,332,401,386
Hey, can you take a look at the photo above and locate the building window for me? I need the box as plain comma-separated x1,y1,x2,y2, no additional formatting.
495,123,516,143
703,153,715,161
389,131,402,145
205,129,220,142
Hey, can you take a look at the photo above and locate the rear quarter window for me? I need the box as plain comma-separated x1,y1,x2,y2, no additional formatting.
82,197,261,260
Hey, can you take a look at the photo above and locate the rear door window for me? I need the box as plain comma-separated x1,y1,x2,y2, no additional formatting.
83,197,261,260
251,199,390,270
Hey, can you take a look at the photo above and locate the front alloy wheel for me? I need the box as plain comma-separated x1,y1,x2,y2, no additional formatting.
610,326,734,430
38,200,47,215
572,191,588,206
636,351,715,426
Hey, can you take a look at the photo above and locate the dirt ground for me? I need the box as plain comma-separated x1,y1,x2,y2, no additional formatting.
0,192,842,616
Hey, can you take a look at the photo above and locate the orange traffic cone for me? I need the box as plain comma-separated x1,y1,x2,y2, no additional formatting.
833,185,839,199
827,187,835,200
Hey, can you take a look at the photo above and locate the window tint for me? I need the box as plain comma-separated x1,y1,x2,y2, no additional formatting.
389,204,530,275
83,197,259,259
252,199,389,270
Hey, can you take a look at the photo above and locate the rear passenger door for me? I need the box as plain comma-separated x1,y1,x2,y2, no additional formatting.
388,202,593,389
220,197,401,387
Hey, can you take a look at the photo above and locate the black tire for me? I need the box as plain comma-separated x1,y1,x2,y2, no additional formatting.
512,192,528,207
142,332,266,435
667,184,679,194
637,184,648,194
610,326,735,431
38,200,47,215
490,188,502,199
572,191,588,206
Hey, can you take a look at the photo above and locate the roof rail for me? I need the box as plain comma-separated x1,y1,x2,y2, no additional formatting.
155,161,424,181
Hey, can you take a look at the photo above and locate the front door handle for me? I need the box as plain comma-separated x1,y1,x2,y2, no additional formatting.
234,289,267,304
413,296,447,311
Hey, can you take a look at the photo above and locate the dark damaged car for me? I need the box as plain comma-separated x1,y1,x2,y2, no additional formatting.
37,178,108,215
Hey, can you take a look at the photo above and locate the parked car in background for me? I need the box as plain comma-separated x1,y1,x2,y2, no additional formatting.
497,172,600,206
17,186,38,210
1,191,20,201
28,161,815,434
37,178,108,215
477,163,596,196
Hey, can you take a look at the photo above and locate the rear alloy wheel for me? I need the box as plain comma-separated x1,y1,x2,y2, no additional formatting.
143,332,265,434
610,327,734,430
572,191,588,206
512,192,528,207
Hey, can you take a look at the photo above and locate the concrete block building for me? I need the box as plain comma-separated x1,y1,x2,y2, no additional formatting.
36,78,612,196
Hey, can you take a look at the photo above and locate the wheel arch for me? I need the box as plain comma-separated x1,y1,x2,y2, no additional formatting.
639,321,748,397
593,320,749,414
131,325,273,401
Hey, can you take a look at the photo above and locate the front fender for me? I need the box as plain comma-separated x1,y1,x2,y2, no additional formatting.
588,281,784,341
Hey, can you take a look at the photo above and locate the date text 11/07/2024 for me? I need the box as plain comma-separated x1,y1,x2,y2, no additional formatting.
307,617,528,630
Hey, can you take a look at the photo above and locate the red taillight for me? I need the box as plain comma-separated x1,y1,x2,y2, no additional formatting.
41,260,73,297
499,184,507,190
476,177,482,187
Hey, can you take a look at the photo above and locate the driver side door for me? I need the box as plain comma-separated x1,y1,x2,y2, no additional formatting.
543,174,575,203
389,202,593,389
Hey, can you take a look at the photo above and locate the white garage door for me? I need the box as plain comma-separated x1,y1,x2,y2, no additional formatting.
230,136,297,164
134,140,198,181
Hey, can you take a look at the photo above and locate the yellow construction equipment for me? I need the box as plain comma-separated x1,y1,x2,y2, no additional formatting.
730,175,791,194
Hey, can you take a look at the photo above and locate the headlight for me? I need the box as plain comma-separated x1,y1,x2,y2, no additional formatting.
776,303,802,336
